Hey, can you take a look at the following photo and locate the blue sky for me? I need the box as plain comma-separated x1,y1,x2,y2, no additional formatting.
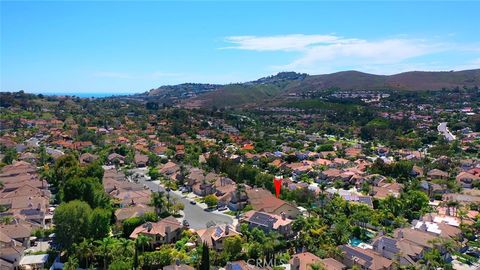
1,1,479,94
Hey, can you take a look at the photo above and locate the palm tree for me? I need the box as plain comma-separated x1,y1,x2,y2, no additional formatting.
135,234,150,253
151,191,167,216
75,239,94,268
117,238,134,258
63,256,79,270
457,207,468,225
95,237,115,270
235,183,246,216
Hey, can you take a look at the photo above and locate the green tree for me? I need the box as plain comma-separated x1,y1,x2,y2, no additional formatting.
142,248,173,269
63,256,79,270
95,237,116,270
199,242,210,270
223,235,243,260
151,191,167,216
136,234,150,253
74,239,94,268
53,200,92,251
2,148,18,165
81,162,104,181
47,154,80,188
89,208,111,240
63,177,110,208
148,167,160,180
116,238,134,258
108,260,132,270
204,194,218,209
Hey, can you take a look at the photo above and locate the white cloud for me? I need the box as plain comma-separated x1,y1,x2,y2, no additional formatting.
224,34,343,51
223,34,472,74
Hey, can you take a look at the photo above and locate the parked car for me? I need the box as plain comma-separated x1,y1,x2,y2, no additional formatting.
189,201,197,205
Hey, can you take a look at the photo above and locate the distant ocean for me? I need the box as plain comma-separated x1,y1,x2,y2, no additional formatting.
41,92,135,98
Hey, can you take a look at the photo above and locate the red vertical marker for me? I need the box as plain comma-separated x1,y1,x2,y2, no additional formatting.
274,176,282,198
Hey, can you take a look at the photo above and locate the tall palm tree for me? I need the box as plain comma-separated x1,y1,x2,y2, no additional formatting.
136,234,150,253
75,239,94,268
457,207,468,225
95,237,115,270
235,183,246,217
117,238,134,258
151,191,167,216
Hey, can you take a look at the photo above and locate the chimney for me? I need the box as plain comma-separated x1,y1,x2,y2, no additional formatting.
397,230,404,239
175,259,180,266
226,262,233,270
145,222,153,232
225,225,230,235
292,256,300,270
281,212,286,220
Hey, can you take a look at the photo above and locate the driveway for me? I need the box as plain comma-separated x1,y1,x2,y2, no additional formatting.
133,169,234,230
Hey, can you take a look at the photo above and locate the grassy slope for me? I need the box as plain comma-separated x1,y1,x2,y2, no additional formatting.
181,69,480,108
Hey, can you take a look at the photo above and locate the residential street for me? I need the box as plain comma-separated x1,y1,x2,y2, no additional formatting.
134,170,234,230
438,122,456,141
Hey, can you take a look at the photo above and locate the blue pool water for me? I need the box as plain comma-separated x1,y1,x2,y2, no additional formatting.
349,237,362,247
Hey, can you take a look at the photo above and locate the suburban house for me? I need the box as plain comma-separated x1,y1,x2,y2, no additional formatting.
185,168,216,197
0,223,33,248
134,152,149,167
240,210,294,237
79,153,98,164
372,236,424,266
455,171,480,188
245,188,301,219
340,245,393,270
196,224,241,251
290,252,346,270
290,252,321,270
392,228,437,250
114,204,155,223
427,169,449,180
129,216,183,246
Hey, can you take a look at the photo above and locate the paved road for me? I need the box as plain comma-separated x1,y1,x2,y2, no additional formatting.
438,122,456,142
134,171,233,230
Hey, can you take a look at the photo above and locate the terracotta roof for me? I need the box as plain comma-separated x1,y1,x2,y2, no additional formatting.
0,223,33,239
289,252,321,270
115,204,154,221
340,245,393,270
246,188,295,214
163,264,195,270
320,258,346,270
427,169,448,178
196,224,240,248
243,210,293,230
129,216,181,239
393,228,437,248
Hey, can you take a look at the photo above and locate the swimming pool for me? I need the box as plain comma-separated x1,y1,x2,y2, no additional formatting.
349,237,362,247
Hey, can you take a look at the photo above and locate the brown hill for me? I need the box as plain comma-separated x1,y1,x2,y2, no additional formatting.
284,69,480,95
152,69,480,108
